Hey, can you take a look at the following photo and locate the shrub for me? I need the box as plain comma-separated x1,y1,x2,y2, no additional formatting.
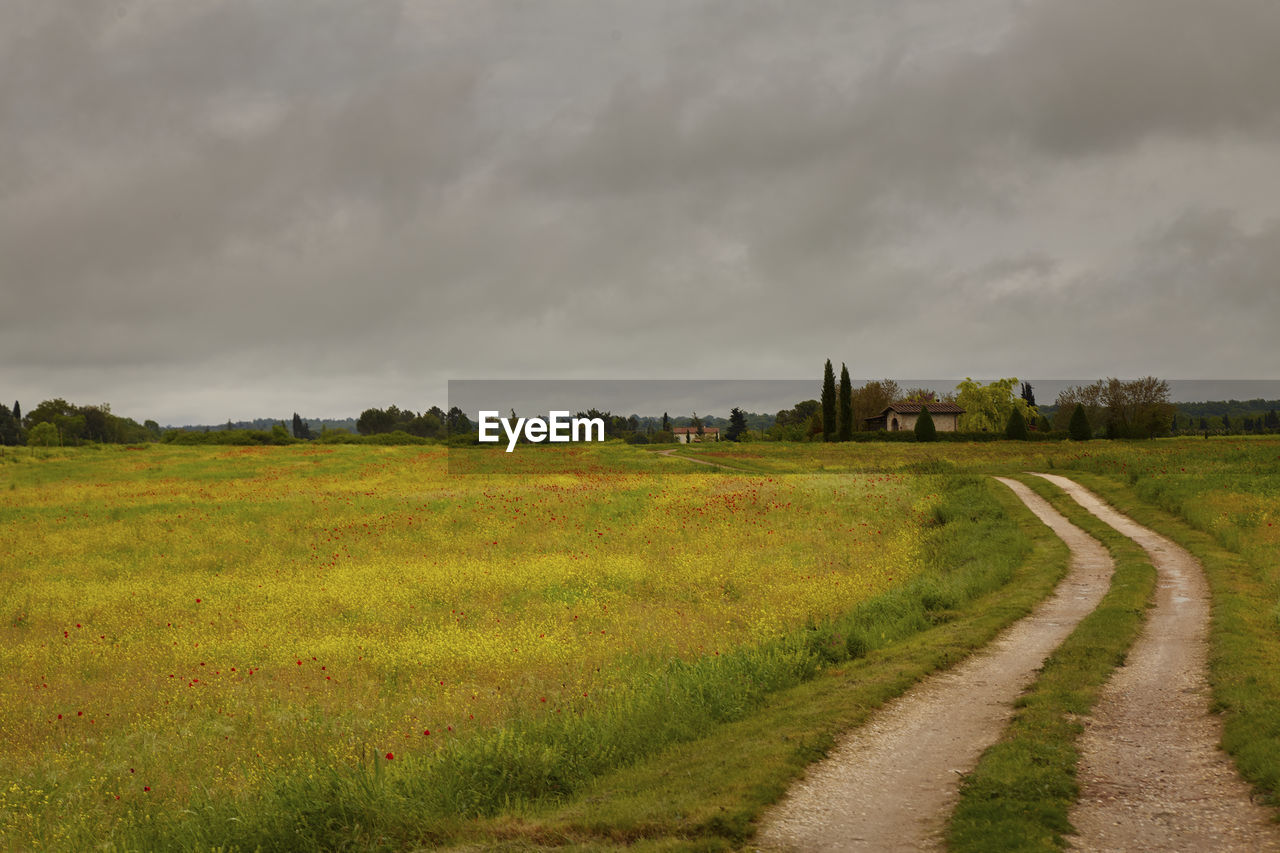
27,422,58,447
1069,404,1092,441
1005,407,1029,441
914,407,938,442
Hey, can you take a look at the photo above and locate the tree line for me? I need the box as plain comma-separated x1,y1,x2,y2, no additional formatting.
769,365,1045,441
767,364,1194,442
5,379,1271,449
0,399,159,447
1048,378,1176,439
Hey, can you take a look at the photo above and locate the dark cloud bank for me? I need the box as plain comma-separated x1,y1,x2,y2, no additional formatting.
2,0,1278,424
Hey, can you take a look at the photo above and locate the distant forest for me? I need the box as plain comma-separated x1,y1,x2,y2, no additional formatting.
175,417,359,434
3,389,1278,447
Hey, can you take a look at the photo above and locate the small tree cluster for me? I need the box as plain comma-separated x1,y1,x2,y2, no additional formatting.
9,398,156,445
356,405,447,437
815,359,862,441
1052,378,1173,439
291,413,313,440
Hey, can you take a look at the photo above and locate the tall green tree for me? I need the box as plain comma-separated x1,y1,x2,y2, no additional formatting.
1068,404,1092,441
356,408,395,435
12,401,20,424
850,379,901,431
1020,382,1036,408
406,411,443,438
726,407,748,442
662,412,671,432
445,407,473,436
955,378,1034,433
82,405,111,442
914,405,937,442
1005,407,1030,440
837,363,853,442
0,404,19,445
821,359,836,442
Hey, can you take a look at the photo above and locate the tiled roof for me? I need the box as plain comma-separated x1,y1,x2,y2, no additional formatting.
673,426,719,434
878,402,966,415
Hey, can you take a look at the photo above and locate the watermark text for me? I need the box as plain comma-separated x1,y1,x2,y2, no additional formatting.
477,411,606,452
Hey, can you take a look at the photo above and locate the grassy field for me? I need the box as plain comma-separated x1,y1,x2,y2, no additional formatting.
1,443,935,849
2,437,1278,850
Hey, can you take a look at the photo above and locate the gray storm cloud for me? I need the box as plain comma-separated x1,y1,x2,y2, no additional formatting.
2,0,1278,424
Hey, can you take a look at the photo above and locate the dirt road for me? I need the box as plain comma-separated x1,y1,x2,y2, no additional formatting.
1033,473,1280,852
755,477,1114,851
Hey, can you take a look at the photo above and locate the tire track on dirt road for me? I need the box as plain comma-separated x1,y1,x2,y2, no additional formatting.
754,477,1113,851
1032,473,1280,852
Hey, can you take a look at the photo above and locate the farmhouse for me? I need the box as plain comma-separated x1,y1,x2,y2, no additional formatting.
865,402,966,433
673,426,719,443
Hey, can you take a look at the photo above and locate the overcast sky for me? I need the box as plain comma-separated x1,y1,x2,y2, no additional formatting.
3,1,1279,424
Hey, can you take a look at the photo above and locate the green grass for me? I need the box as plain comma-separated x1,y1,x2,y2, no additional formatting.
1050,468,1280,812
111,476,1064,851
18,438,1279,850
947,475,1157,851
429,476,1069,851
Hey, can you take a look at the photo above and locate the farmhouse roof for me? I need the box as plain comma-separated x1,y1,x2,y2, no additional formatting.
877,402,966,416
673,426,719,434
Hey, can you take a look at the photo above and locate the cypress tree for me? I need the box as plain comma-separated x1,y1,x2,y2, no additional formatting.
12,401,20,423
1020,382,1036,408
821,359,836,442
837,363,853,441
662,412,671,432
1068,404,1091,441
914,404,937,442
1005,407,1029,440
726,407,748,442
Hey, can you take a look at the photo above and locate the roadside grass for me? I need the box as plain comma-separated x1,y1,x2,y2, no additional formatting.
114,476,1065,851
947,475,1156,852
1051,468,1280,813
424,476,1069,851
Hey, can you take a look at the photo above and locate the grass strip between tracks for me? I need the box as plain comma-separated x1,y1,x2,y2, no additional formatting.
947,474,1157,852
